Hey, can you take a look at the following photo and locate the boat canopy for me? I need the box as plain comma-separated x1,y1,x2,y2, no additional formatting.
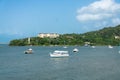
54,50,68,53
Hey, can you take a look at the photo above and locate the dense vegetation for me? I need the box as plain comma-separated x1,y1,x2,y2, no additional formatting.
9,25,120,46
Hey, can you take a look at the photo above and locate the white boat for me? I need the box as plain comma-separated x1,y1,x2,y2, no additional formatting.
108,45,113,48
63,46,67,48
73,48,79,52
91,46,95,48
24,48,33,54
50,50,69,57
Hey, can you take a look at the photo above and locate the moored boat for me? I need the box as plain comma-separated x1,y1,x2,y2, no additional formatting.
91,46,95,48
73,48,79,52
50,50,69,57
108,45,113,48
24,48,33,54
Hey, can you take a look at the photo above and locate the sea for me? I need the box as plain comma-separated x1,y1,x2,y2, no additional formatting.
0,44,120,80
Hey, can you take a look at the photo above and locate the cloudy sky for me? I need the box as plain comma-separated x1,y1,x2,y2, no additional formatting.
0,0,120,43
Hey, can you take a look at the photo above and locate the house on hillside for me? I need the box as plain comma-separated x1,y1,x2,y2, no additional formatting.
115,36,120,39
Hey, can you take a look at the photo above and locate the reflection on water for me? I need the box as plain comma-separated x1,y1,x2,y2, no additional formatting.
50,57,69,69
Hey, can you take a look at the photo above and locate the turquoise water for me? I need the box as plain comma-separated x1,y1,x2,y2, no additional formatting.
0,45,120,80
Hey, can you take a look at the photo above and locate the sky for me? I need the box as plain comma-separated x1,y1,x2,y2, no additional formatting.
0,0,120,43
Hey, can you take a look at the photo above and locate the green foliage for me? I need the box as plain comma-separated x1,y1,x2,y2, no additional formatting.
9,25,120,46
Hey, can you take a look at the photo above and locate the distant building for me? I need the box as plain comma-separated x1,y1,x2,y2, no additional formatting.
38,33,59,38
114,36,120,39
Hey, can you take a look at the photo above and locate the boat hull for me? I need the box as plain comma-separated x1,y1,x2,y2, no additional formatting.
50,53,69,57
24,50,33,54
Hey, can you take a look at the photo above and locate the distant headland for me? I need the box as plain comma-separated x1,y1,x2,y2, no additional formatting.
9,25,120,46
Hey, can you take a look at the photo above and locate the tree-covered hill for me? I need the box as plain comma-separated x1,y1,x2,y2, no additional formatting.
9,25,120,46
80,25,120,45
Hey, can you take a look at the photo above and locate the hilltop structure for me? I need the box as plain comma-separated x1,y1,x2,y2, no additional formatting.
9,25,120,46
38,33,59,38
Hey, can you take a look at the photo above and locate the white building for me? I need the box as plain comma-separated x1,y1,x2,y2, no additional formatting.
38,33,59,38
114,36,120,39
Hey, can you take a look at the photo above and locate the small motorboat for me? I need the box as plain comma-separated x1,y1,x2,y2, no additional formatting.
63,46,67,48
24,48,33,54
91,46,95,48
108,45,113,48
50,50,69,58
73,48,79,52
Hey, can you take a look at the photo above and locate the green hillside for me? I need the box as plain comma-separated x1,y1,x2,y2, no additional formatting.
9,25,120,46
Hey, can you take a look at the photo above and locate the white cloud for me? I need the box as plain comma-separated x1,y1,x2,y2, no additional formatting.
76,0,120,28
77,13,112,21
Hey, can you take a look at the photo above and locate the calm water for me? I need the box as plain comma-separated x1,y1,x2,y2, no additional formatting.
0,45,120,80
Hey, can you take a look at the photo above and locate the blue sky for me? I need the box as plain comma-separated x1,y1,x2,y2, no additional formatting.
0,0,120,43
